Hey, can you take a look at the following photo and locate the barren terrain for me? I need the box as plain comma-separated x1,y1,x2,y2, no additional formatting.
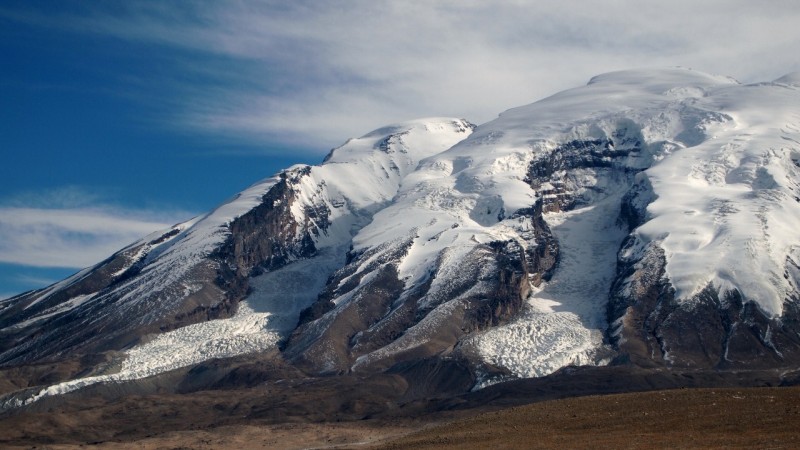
3,372,800,449
378,386,800,449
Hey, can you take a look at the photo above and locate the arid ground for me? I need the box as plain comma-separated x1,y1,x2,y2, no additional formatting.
376,386,800,449
3,384,800,449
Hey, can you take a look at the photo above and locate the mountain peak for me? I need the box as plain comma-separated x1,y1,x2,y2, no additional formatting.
774,71,800,87
323,117,474,165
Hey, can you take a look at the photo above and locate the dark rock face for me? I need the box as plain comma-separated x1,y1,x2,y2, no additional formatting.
211,166,329,325
527,137,642,213
215,167,323,279
0,167,327,368
509,203,559,288
607,239,800,370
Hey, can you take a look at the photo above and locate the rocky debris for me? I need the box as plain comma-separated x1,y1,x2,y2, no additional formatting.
526,136,642,213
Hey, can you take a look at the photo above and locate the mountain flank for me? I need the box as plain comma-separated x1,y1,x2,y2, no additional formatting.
2,69,800,435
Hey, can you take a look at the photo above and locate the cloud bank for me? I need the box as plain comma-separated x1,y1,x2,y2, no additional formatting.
4,1,799,150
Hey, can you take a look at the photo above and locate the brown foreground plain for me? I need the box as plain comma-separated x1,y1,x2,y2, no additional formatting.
2,386,800,449
376,386,800,449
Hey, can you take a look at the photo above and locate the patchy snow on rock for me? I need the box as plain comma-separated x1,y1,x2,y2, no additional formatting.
469,185,627,380
2,301,281,409
4,294,96,331
3,248,350,409
341,68,800,384
478,68,800,317
1,119,475,408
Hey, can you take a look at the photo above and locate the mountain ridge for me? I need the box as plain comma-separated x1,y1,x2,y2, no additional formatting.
3,67,800,409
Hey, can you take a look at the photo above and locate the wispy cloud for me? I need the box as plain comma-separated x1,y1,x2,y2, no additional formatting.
0,187,193,268
3,1,800,151
4,185,107,209
13,274,61,287
0,207,182,268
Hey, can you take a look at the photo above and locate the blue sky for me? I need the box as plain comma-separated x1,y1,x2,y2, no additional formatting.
2,1,799,298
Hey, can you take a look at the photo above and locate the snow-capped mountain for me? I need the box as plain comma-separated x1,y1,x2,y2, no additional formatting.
3,68,800,407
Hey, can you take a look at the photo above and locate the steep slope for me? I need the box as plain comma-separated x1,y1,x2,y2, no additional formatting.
605,71,800,369
287,68,800,384
0,118,474,373
3,68,800,408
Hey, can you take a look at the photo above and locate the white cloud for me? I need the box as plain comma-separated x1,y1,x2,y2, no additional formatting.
0,186,191,268
0,206,188,268
4,1,800,151
0,186,194,269
5,185,106,209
